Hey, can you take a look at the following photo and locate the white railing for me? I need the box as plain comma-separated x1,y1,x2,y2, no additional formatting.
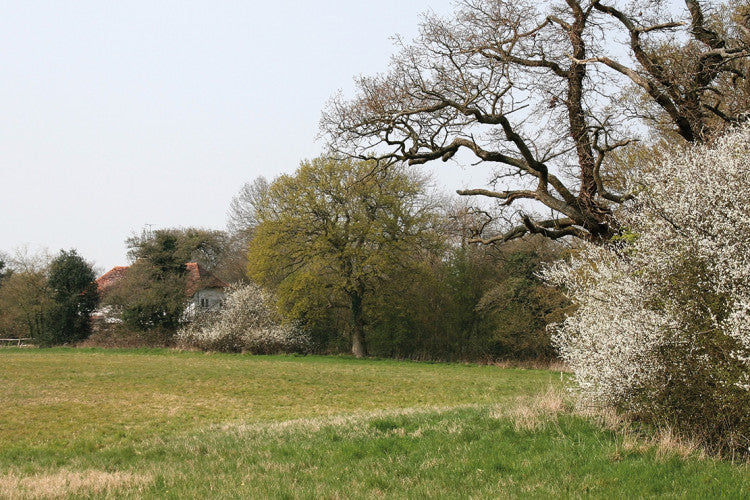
0,338,32,347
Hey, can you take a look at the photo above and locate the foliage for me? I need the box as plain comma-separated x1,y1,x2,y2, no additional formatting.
40,249,99,346
365,238,568,362
248,157,440,357
322,0,750,244
544,124,750,456
477,243,570,360
0,249,98,344
176,283,311,354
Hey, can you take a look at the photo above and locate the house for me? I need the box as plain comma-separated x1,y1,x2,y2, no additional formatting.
183,262,229,318
94,262,229,322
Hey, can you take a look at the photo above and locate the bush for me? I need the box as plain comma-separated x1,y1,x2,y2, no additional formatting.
544,125,750,456
177,283,311,354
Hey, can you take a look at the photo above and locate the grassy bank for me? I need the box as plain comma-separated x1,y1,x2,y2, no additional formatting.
0,349,747,498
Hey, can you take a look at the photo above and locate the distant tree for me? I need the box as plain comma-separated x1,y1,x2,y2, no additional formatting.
366,237,568,361
107,261,188,333
322,0,750,244
219,177,271,283
248,157,440,357
0,253,11,287
475,239,569,360
40,249,99,346
226,176,269,237
0,270,53,340
0,249,53,340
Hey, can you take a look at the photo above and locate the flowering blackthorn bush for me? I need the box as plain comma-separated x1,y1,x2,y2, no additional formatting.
177,283,311,354
544,125,750,455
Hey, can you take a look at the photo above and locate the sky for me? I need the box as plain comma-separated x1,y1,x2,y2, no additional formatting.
0,1,489,274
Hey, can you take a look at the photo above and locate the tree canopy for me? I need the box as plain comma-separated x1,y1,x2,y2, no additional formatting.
248,157,440,357
322,0,750,244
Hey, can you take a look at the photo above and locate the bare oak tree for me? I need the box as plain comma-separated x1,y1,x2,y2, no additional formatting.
321,0,750,244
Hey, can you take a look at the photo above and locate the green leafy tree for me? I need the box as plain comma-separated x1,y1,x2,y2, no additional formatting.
41,249,99,346
476,240,569,360
366,239,568,362
107,262,188,333
248,157,440,357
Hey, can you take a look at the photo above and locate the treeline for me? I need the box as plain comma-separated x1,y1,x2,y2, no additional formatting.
347,242,567,361
0,167,569,363
241,158,568,360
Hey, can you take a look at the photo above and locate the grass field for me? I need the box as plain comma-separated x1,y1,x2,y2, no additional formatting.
1,348,748,498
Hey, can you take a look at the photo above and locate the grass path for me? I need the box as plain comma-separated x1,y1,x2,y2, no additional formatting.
1,349,747,498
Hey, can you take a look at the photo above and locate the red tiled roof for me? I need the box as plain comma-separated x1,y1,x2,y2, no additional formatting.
185,262,229,297
96,262,228,298
95,266,130,295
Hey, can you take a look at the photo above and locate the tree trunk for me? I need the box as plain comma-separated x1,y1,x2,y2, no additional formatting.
349,288,367,358
351,323,366,358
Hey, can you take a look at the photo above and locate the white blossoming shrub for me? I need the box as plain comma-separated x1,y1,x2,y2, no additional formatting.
177,283,311,354
544,125,750,455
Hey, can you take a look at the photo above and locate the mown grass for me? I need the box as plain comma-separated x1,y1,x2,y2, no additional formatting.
1,348,748,498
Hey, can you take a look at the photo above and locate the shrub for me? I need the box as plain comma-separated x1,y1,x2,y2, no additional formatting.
543,125,750,456
177,283,311,354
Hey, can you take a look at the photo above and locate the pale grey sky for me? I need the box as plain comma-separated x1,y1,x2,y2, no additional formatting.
1,1,485,273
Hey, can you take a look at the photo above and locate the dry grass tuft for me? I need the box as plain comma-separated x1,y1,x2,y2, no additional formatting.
214,405,478,438
0,469,153,499
578,406,708,462
491,359,571,372
491,387,569,431
575,405,627,432
652,427,705,461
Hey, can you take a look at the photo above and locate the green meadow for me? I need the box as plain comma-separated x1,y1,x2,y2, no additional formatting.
1,349,747,499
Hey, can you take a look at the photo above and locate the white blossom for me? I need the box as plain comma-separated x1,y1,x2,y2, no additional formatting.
177,283,311,354
543,125,750,452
